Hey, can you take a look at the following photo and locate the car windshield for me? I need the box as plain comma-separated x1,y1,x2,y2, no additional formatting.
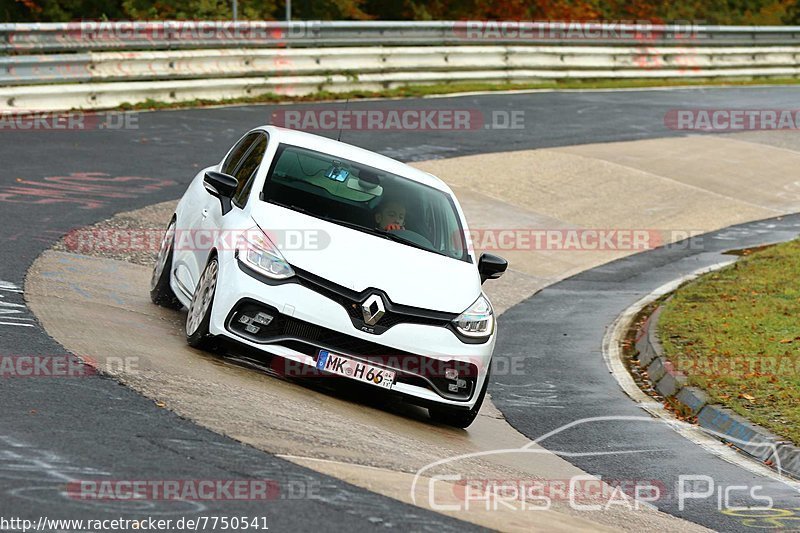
261,143,469,262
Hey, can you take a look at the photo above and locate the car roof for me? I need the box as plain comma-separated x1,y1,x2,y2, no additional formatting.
258,126,453,194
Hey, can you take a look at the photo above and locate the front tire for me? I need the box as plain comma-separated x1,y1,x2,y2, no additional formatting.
186,256,219,350
150,219,182,309
428,368,490,429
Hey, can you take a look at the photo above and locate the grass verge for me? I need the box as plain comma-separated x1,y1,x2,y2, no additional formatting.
116,76,800,111
658,239,800,444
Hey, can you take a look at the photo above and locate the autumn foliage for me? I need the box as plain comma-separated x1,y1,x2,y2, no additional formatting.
3,0,799,24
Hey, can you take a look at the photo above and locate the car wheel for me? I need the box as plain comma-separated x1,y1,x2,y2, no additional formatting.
150,219,182,309
428,368,491,429
186,255,219,350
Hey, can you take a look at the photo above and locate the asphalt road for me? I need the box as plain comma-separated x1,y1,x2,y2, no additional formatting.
2,86,800,529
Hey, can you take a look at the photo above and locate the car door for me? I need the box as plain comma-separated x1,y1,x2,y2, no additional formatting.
198,132,269,278
179,131,262,293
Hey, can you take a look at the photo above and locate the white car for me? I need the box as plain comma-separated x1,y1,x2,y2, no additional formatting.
150,126,507,428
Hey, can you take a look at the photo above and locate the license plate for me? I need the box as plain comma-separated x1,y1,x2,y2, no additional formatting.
316,350,395,390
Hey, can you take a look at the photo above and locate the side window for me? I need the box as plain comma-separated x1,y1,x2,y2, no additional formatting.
221,132,260,176
232,134,268,208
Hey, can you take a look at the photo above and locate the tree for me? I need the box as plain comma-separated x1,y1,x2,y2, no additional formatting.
2,0,797,24
5,0,126,21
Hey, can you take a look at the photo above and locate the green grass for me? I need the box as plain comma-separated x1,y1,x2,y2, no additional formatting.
658,239,800,444
115,76,800,112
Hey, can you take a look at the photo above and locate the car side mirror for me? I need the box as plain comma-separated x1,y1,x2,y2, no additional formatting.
478,253,508,284
204,171,238,215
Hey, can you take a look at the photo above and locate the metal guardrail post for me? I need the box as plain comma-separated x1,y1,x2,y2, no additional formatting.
0,25,8,57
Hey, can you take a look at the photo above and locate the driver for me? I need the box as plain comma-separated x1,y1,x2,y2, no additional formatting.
374,199,406,231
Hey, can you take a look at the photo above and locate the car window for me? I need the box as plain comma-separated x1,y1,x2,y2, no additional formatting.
262,143,469,262
270,145,378,202
221,132,260,176
232,134,268,208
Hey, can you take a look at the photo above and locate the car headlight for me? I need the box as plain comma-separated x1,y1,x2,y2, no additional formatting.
237,228,295,280
453,295,494,339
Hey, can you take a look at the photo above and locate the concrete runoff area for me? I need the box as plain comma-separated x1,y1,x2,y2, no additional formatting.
28,128,800,530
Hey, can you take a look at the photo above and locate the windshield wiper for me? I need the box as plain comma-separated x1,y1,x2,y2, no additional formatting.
269,200,313,216
320,215,374,234
372,228,447,256
324,217,441,255
315,213,438,254
272,202,383,237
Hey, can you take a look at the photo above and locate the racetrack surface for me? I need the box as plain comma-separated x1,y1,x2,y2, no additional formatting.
4,86,800,530
24,210,699,532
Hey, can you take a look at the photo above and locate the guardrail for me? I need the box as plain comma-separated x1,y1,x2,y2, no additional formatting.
1,22,799,111
3,21,800,52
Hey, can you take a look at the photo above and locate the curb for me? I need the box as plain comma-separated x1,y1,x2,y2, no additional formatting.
634,301,800,480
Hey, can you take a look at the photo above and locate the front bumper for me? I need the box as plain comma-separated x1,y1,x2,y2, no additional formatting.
208,253,495,409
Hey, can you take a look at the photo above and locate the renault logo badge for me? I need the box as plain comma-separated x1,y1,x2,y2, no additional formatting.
361,294,386,326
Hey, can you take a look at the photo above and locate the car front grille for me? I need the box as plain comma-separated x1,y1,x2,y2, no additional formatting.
292,267,457,334
226,299,477,401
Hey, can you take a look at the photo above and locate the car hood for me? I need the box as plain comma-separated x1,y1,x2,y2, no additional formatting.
250,205,481,313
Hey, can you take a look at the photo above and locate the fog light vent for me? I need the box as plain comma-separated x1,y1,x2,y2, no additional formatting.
228,302,282,342
253,312,273,326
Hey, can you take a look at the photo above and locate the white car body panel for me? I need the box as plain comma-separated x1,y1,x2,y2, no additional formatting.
250,203,480,313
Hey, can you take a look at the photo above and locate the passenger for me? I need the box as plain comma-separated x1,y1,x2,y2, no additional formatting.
374,199,406,231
